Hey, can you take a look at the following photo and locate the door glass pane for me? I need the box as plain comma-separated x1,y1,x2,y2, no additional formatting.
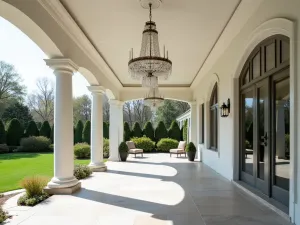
252,52,261,79
243,69,250,85
265,43,275,72
274,78,290,191
257,86,267,180
242,92,254,175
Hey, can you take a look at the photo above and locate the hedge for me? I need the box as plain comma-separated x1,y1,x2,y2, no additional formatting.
168,121,181,141
82,120,91,144
132,122,143,138
157,138,179,152
6,118,23,146
25,121,39,137
103,138,109,158
131,136,155,152
155,121,168,141
143,121,155,141
19,136,51,152
0,120,5,144
74,120,84,144
50,125,54,144
39,121,51,138
0,144,9,153
74,143,90,159
123,122,131,141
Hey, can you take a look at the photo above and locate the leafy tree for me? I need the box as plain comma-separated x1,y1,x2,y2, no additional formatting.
25,120,39,137
155,121,168,141
36,122,42,129
6,118,23,146
0,61,26,102
50,124,54,144
73,95,91,125
74,120,84,144
0,119,6,144
82,120,91,144
123,100,152,128
168,120,181,141
2,102,33,128
131,122,142,138
143,121,155,141
123,122,131,141
155,100,190,128
183,120,188,141
27,77,54,123
39,121,51,138
103,122,109,139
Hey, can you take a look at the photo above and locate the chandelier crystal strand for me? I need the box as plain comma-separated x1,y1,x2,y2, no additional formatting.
144,87,164,111
128,2,172,81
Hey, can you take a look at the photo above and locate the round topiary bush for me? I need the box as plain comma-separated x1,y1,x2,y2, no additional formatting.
74,143,90,159
143,121,155,141
103,138,109,158
19,136,51,152
157,138,179,152
186,142,196,152
25,120,39,137
155,121,168,142
39,121,51,138
131,136,155,152
119,141,128,153
74,164,92,180
131,122,142,138
82,121,91,145
123,122,131,141
0,120,6,144
74,120,83,144
6,118,23,146
168,121,181,141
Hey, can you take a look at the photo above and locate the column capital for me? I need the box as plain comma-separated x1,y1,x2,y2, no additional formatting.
189,101,197,106
44,58,79,74
88,86,106,95
109,99,124,107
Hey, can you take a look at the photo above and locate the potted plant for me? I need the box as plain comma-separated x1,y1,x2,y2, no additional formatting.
119,141,129,161
186,142,196,161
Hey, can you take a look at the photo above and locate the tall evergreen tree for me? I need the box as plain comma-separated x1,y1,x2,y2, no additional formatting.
143,121,155,141
6,118,23,146
74,120,84,144
103,122,109,139
50,124,54,144
25,120,39,137
155,121,168,141
0,119,6,144
123,122,131,141
82,120,91,144
40,121,51,138
168,120,181,141
131,122,142,138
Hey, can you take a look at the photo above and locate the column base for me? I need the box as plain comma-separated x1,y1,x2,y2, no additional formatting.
88,162,107,172
47,176,79,189
44,182,81,195
108,156,119,162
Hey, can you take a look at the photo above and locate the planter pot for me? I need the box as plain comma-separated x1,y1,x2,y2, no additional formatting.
187,151,196,162
119,152,128,161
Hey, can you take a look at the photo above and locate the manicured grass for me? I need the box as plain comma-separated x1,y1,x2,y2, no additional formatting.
0,153,94,193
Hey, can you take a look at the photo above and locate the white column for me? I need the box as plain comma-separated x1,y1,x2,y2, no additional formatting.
88,86,107,172
190,101,197,144
109,100,124,161
44,59,79,193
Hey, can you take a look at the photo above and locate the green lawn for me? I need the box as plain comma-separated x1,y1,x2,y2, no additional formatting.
0,153,91,193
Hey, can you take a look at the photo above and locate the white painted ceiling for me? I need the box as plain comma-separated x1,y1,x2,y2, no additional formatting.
60,0,240,86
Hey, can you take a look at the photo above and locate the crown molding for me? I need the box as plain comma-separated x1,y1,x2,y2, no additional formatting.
37,0,122,88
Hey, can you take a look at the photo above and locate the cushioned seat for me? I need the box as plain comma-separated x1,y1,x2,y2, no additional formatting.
170,141,186,157
126,141,143,157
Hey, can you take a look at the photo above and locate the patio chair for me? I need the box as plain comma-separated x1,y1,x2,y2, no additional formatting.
126,141,144,158
169,141,186,157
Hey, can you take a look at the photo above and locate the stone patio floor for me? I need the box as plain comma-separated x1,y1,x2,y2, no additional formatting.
4,153,292,225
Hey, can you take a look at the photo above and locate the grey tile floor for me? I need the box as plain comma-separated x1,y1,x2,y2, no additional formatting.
5,153,292,225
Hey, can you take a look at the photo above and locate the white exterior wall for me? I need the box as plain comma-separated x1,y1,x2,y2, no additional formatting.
192,1,300,223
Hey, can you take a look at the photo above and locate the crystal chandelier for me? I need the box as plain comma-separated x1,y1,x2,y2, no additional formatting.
128,2,172,86
144,87,164,111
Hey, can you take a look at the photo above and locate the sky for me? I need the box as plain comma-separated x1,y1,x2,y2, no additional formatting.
0,17,90,98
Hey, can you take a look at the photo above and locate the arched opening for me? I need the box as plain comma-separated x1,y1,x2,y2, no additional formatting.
239,35,290,208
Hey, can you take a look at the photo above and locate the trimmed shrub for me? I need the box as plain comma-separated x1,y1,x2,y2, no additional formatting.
119,141,128,153
74,120,83,144
186,142,196,153
6,118,23,146
131,136,155,152
39,121,51,138
25,121,39,137
19,136,51,152
183,120,188,141
82,120,91,144
143,121,155,141
18,193,49,207
20,176,48,198
50,125,54,144
131,122,142,138
155,121,168,141
49,144,54,152
103,122,109,139
123,122,131,141
168,121,181,141
157,138,179,152
0,144,9,153
0,206,8,223
74,143,90,159
74,165,92,180
0,120,6,144
103,138,109,158
9,146,19,152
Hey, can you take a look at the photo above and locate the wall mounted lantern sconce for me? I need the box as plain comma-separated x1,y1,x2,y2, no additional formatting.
220,99,230,117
